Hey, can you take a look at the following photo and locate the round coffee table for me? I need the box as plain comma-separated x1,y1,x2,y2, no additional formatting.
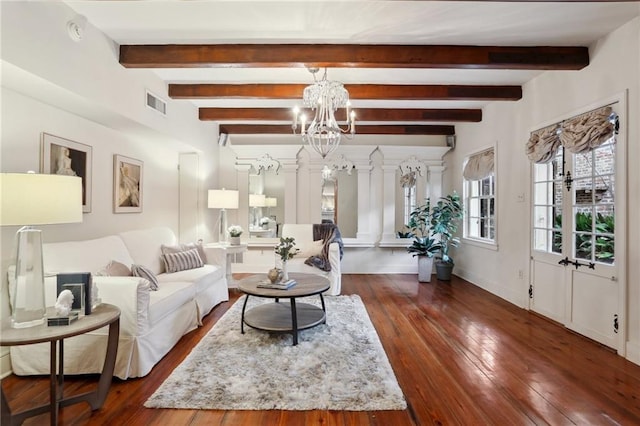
237,272,330,345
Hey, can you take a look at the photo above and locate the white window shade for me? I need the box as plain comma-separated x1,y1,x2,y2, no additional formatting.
463,149,494,181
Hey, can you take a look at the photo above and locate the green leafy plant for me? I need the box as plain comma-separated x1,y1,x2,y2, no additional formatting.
274,237,300,261
396,226,415,239
430,192,464,264
405,199,441,257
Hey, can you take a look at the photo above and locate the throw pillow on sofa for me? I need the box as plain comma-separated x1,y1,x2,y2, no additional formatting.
161,242,207,264
295,239,324,258
161,248,204,273
96,260,132,277
131,264,159,290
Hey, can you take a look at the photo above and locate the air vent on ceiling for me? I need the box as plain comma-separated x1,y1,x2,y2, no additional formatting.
146,90,166,116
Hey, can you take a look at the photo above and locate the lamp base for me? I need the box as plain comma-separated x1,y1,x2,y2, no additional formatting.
10,226,47,328
11,313,45,328
219,209,228,244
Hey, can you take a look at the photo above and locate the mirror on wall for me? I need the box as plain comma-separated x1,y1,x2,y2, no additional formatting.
249,169,284,238
397,171,417,236
321,166,357,238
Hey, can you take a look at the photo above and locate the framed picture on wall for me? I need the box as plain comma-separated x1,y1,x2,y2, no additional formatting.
113,154,143,213
41,132,93,213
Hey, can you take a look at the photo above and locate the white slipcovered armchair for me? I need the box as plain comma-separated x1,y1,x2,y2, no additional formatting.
279,224,343,295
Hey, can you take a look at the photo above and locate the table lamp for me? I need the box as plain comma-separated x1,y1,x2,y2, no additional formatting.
208,188,239,244
1,173,83,328
249,193,266,228
265,197,277,218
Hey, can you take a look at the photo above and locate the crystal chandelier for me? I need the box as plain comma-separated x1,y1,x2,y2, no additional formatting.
292,68,355,158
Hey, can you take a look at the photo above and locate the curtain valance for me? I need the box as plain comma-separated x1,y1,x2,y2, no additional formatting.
526,105,618,163
559,106,616,154
526,124,561,164
463,149,494,181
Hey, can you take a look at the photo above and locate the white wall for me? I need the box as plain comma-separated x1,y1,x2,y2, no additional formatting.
0,1,222,376
444,17,640,364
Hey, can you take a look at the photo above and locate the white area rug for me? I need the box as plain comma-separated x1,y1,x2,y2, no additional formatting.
144,294,406,411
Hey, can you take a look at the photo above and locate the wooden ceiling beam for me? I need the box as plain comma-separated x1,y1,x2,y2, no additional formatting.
219,124,455,135
121,44,588,70
200,107,481,122
170,84,522,101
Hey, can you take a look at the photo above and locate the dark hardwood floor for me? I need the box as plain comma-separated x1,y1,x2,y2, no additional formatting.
3,274,640,425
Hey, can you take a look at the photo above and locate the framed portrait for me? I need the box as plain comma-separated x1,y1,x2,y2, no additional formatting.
41,133,92,213
114,154,143,213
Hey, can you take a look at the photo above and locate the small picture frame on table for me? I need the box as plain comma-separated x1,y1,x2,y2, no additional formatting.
57,273,93,316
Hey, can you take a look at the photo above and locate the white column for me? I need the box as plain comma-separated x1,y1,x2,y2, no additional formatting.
281,162,299,224
356,164,374,242
381,164,399,242
307,163,325,224
428,165,445,201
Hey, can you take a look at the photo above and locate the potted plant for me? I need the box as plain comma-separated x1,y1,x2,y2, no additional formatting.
430,192,464,281
274,237,300,280
228,225,243,245
406,199,441,282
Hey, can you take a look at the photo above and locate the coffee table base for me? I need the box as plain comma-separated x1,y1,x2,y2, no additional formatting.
242,300,326,345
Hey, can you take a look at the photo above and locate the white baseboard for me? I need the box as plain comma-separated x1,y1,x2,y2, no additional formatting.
455,267,526,308
1,350,12,379
626,341,640,366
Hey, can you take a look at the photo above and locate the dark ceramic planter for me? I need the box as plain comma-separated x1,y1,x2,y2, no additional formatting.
435,261,454,281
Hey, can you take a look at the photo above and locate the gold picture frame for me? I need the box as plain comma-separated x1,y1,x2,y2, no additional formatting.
113,154,143,213
41,132,92,213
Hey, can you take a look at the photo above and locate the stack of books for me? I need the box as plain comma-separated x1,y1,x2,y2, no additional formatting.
257,279,297,290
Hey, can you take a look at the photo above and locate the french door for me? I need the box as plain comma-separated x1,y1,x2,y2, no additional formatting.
530,112,623,351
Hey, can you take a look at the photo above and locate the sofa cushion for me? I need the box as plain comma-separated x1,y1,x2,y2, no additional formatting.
119,227,177,275
131,264,159,291
161,249,204,273
147,281,196,327
157,264,224,294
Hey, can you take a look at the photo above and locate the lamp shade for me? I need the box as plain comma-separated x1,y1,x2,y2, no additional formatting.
1,173,83,226
208,189,239,209
249,193,266,207
265,197,277,207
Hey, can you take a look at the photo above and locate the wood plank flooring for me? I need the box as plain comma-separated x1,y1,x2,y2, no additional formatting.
3,274,640,425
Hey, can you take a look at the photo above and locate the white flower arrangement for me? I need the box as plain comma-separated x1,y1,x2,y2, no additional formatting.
259,217,270,226
228,225,243,237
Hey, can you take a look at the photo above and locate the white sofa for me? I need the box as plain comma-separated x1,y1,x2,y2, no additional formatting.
279,224,342,296
9,227,228,379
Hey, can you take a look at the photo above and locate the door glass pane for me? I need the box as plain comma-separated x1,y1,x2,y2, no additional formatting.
575,232,593,261
534,229,549,252
572,140,616,264
532,146,564,255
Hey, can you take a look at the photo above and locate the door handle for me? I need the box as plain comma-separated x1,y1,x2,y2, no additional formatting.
557,256,596,270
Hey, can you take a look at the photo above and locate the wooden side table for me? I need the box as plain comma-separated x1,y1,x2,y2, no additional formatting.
1,303,120,426
206,243,248,286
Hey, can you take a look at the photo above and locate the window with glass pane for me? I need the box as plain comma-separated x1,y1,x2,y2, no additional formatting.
572,138,615,264
532,147,563,253
464,175,495,242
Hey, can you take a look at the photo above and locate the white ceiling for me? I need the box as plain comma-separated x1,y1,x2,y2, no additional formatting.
63,1,640,126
